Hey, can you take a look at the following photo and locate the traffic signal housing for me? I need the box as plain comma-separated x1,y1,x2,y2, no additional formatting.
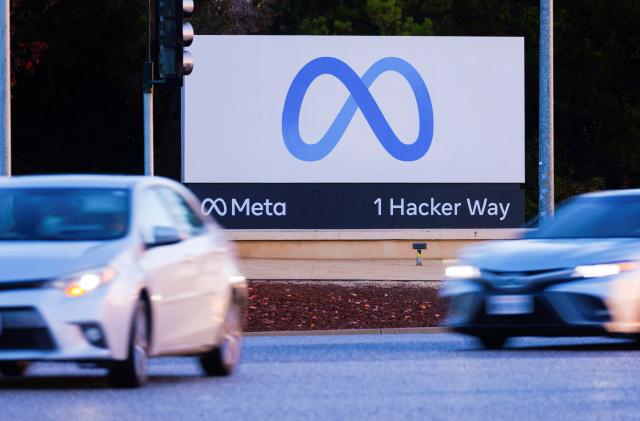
157,0,194,84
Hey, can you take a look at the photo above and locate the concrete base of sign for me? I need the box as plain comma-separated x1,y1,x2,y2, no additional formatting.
228,229,521,260
239,259,446,281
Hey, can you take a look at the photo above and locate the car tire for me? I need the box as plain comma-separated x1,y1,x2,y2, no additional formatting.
478,335,508,349
199,302,243,377
108,299,150,388
0,361,30,377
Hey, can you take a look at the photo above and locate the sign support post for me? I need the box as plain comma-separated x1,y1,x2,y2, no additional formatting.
143,0,154,176
539,0,554,220
143,62,154,176
0,0,10,176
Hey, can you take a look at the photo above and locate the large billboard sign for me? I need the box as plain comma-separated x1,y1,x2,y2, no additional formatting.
184,36,525,229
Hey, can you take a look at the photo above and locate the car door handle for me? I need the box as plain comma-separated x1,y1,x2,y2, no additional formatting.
183,255,197,263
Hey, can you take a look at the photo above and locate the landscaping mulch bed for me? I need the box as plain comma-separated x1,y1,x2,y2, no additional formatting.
245,280,447,332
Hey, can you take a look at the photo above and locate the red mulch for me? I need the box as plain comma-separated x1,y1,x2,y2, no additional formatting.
245,280,447,332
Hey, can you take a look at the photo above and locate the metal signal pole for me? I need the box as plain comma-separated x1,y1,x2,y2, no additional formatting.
0,0,10,176
539,0,554,220
143,64,154,176
143,0,154,176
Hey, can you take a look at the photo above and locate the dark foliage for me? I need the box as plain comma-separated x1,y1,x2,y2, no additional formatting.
9,1,640,219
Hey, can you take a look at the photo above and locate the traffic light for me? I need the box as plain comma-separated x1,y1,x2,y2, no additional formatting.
157,0,195,83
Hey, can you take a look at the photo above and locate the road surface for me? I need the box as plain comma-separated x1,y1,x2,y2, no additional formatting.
1,333,639,420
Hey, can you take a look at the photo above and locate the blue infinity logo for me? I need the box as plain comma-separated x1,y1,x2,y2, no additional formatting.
282,57,434,162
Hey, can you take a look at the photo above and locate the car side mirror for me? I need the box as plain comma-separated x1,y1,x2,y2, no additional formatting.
148,226,182,247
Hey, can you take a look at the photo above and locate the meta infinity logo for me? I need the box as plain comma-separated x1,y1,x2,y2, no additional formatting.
282,57,434,162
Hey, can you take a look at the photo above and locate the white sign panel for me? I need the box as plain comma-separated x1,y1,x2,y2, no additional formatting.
184,36,524,183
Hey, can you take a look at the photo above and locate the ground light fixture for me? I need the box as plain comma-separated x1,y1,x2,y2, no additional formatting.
412,243,427,266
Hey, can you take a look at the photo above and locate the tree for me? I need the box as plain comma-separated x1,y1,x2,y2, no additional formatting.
192,0,274,35
11,0,146,174
9,0,58,86
8,0,640,221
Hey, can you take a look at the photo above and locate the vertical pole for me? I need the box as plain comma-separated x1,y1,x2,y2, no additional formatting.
180,84,185,182
143,83,154,176
0,0,11,176
539,0,554,219
143,0,154,176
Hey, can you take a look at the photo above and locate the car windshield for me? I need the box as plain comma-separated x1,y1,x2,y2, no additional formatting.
527,195,640,239
0,188,130,241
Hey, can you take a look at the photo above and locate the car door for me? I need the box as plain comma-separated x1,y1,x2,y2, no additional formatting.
137,187,202,353
154,186,227,349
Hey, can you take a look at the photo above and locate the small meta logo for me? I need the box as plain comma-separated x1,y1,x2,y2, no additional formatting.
281,57,434,162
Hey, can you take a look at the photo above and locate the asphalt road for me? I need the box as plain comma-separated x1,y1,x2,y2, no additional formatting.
1,333,640,420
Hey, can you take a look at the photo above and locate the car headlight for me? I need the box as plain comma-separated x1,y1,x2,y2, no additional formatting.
445,265,481,279
573,262,639,278
51,267,118,297
229,275,246,285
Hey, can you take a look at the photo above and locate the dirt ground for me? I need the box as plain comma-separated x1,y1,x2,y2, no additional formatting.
245,280,447,332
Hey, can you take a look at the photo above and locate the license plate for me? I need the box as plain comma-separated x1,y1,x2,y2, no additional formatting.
486,295,533,315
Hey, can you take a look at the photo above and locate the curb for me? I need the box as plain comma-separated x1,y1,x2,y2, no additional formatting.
245,326,449,337
247,279,443,283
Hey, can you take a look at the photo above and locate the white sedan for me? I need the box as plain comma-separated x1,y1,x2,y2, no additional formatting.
0,175,246,387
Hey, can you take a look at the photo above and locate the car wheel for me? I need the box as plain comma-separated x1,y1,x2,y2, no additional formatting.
477,335,508,349
199,303,243,377
0,362,30,377
108,299,149,388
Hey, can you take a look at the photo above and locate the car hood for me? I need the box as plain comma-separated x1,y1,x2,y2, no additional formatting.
0,239,132,282
460,238,640,272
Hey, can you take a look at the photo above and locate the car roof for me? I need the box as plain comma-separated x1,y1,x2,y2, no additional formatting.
0,174,163,189
580,189,640,199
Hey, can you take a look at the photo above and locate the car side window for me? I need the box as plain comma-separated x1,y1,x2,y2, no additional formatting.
155,187,205,237
139,188,179,244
